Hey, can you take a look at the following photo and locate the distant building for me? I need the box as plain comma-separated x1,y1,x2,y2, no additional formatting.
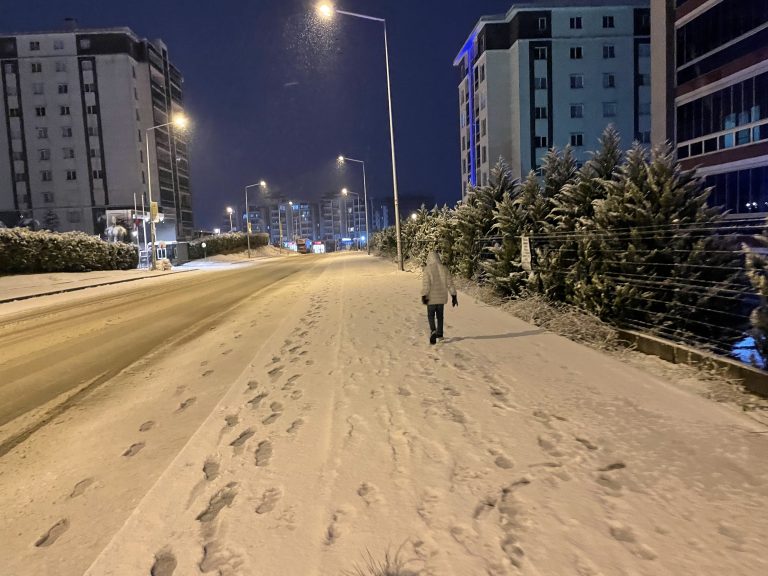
455,0,651,199
320,194,365,243
651,0,768,214
0,26,192,238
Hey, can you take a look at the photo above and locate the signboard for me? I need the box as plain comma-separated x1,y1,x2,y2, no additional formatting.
521,235,532,272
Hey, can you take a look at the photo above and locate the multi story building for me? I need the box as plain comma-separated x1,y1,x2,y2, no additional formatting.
652,0,768,214
320,194,365,243
0,26,192,238
455,0,651,198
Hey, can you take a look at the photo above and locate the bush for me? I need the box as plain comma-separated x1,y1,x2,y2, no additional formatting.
187,232,269,260
0,228,138,274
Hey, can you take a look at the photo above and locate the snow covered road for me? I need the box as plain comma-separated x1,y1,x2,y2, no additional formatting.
2,253,766,576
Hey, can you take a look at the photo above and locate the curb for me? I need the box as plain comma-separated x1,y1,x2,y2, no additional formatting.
618,329,768,398
0,268,195,304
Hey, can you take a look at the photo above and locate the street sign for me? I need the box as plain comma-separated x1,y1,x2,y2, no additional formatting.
521,236,532,272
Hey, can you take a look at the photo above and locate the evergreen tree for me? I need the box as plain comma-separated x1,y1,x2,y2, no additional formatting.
546,127,623,304
745,235,768,365
44,210,60,232
453,160,510,279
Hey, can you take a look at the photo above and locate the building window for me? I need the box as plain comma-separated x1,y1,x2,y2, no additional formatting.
570,133,584,147
132,66,136,79
66,170,77,181
35,106,46,117
480,64,485,83
12,150,24,161
81,60,93,70
31,62,42,73
63,148,75,159
638,73,651,86
535,106,548,119
603,73,616,88
603,45,616,59
461,136,466,151
535,136,548,148
570,17,583,29
570,46,583,60
638,43,651,58
6,85,16,96
534,77,548,90
37,127,48,139
570,104,584,118
33,83,44,94
570,74,584,89
43,192,54,203
67,210,81,223
636,131,651,144
481,119,487,136
134,87,139,100
8,108,20,117
55,61,66,72
60,105,71,116
639,101,651,115
87,104,99,115
41,170,53,182
91,148,98,158
54,40,64,50
88,126,98,136
29,41,40,51
39,149,50,161
92,169,104,179
58,84,68,94
138,130,142,142
79,38,91,49
84,83,95,92
15,172,28,182
603,16,615,28
534,47,547,60
62,126,73,138
603,102,617,117
141,171,146,184
482,146,487,164
538,17,547,31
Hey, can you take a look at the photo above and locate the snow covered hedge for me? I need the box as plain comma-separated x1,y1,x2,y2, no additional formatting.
373,126,755,361
187,232,269,260
0,228,138,274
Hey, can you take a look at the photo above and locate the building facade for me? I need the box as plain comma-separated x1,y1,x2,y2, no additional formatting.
0,26,192,238
651,0,768,215
455,0,651,198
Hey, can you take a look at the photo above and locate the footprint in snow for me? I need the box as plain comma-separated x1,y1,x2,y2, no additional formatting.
196,483,238,523
35,519,69,547
139,420,155,432
69,478,94,498
151,550,177,576
123,442,145,457
176,397,196,413
255,487,283,514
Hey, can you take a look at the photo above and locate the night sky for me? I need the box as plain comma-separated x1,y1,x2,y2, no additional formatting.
5,0,513,229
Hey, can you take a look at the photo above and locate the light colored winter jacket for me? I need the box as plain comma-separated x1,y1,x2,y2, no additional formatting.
421,251,456,305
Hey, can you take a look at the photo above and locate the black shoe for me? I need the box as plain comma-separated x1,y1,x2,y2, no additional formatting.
429,331,437,345
436,333,444,339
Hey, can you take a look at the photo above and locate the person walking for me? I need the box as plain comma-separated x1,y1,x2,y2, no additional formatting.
421,250,458,345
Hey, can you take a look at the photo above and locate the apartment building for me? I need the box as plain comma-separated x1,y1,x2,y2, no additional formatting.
320,194,365,243
652,0,768,214
455,0,651,198
0,26,192,238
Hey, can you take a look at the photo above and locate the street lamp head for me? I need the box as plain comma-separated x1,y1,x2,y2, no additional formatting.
317,2,334,19
289,201,293,206
341,188,348,196
226,206,233,214
337,155,345,164
260,180,267,188
172,113,189,130
411,213,417,221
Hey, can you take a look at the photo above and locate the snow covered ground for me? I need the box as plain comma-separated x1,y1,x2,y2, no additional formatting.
2,253,766,576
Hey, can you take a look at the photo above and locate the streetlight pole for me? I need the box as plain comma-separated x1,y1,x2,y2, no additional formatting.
146,114,188,270
244,180,267,259
227,207,234,232
318,4,403,270
338,156,370,254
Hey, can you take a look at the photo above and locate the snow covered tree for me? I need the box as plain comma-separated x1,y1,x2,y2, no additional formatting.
453,160,510,279
545,127,623,304
745,235,768,365
592,142,749,346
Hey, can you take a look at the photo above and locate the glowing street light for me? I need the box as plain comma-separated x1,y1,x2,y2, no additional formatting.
410,213,417,221
244,180,267,258
314,3,403,270
226,206,234,232
338,155,370,254
146,113,189,270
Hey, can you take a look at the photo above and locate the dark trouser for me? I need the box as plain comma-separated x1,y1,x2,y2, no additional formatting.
427,304,444,336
